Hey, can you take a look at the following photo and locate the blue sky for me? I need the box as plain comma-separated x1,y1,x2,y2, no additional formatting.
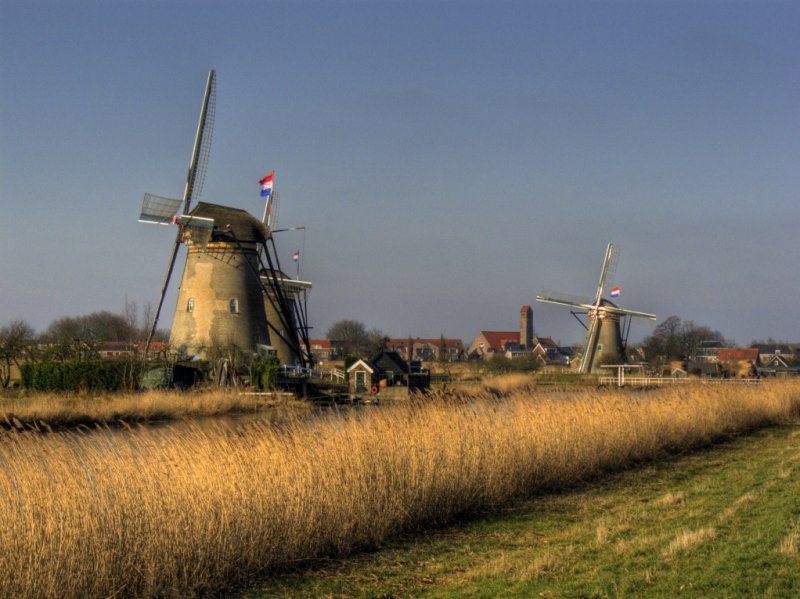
1,0,798,346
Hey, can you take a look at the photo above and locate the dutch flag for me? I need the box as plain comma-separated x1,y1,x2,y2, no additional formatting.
259,171,274,197
610,287,621,298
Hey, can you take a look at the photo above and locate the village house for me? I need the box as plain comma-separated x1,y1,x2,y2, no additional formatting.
468,331,522,359
757,354,799,377
97,341,168,359
718,348,759,378
750,344,796,366
97,341,137,359
467,305,537,359
308,339,334,361
466,303,573,366
695,340,725,363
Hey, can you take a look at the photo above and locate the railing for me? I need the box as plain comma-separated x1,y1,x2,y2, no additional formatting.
279,365,313,377
279,365,346,383
314,367,345,383
599,377,761,387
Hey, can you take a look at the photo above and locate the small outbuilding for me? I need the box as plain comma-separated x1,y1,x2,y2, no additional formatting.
346,350,430,398
346,359,379,395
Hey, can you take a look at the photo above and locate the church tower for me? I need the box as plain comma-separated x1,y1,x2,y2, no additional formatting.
520,305,534,350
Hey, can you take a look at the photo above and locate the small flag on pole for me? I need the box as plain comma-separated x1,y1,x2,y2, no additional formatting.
259,171,274,197
292,250,300,262
610,287,621,298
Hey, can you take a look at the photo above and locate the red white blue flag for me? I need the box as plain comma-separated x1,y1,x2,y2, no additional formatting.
610,287,621,298
259,171,274,197
292,250,300,262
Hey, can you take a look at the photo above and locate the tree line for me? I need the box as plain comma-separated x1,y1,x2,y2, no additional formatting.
0,300,168,388
640,315,728,364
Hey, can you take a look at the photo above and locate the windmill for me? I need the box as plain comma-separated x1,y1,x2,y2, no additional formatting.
536,244,656,373
138,70,312,368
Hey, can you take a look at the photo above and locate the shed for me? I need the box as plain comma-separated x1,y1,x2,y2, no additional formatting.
346,359,378,395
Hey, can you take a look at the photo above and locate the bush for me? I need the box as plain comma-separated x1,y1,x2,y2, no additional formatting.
250,355,280,391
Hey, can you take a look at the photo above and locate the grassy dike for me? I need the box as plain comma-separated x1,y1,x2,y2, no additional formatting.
1,382,798,598
243,419,800,598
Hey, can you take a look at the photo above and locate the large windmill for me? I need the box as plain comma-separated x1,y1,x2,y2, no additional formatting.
536,244,656,373
138,70,312,367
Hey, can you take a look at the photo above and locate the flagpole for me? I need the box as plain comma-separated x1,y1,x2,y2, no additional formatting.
261,194,272,227
259,171,275,226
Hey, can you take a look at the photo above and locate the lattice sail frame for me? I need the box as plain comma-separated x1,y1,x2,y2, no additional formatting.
139,194,183,225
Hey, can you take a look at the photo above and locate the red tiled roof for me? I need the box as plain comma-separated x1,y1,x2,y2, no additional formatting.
480,331,520,352
135,341,167,352
535,336,558,349
309,339,332,349
718,348,759,362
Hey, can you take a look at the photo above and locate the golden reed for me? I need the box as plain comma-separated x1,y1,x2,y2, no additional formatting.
0,389,304,428
1,381,798,598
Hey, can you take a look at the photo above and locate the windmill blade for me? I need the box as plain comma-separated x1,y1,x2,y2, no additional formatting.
184,69,216,211
145,238,182,352
594,243,618,305
536,289,593,310
139,193,182,225
579,316,601,373
144,69,216,353
172,214,215,229
603,306,657,320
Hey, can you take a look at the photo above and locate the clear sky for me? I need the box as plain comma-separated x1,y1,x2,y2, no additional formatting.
1,0,798,347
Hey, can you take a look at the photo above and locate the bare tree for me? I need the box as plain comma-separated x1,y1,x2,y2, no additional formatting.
0,320,36,388
642,315,727,363
124,297,139,341
326,320,386,358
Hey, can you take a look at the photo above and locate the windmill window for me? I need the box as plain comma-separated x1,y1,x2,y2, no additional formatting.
229,298,239,314
187,298,195,313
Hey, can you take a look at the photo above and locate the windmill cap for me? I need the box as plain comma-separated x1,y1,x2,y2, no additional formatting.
191,202,268,243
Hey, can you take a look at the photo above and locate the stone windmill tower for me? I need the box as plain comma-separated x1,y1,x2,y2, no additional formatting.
536,244,656,373
168,203,271,357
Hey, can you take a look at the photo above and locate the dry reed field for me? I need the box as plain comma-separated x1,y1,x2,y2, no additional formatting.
1,381,798,598
0,389,301,429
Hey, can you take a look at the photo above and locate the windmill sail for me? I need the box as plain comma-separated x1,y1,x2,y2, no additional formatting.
184,70,216,211
139,194,182,225
579,316,601,373
144,69,217,352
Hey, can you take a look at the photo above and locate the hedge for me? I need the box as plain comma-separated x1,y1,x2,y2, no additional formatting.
20,360,143,392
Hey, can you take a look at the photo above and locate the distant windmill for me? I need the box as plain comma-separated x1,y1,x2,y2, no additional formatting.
138,70,312,367
536,244,656,373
